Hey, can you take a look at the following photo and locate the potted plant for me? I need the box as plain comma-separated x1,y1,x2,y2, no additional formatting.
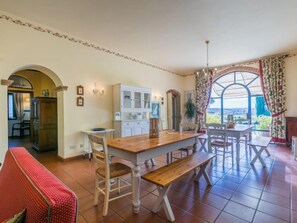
184,98,196,122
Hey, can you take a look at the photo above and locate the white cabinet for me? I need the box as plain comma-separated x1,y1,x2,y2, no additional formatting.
113,84,151,138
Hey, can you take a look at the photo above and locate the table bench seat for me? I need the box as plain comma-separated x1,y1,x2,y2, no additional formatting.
141,151,215,222
248,136,271,167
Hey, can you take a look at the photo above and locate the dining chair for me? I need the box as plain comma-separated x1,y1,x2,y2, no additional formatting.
88,134,133,216
235,118,251,152
170,123,198,161
207,123,233,166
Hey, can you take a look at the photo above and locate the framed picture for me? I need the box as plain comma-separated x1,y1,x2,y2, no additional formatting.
151,102,160,118
184,90,195,103
77,85,84,95
77,96,84,106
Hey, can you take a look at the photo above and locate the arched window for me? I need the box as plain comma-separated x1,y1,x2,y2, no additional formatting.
207,71,271,129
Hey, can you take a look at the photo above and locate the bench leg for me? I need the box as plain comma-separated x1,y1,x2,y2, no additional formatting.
194,161,212,186
250,145,266,167
198,138,207,152
265,148,271,156
166,153,170,164
152,185,175,222
150,158,156,166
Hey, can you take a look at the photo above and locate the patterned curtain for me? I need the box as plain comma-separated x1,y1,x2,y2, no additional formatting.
195,71,213,131
259,57,287,143
13,93,24,121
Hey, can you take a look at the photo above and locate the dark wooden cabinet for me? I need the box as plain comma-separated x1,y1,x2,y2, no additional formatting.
31,97,57,152
286,117,297,145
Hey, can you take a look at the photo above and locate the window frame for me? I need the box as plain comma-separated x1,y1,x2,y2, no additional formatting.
8,92,17,120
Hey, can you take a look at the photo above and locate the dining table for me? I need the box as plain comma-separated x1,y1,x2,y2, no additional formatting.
107,130,200,213
207,124,254,162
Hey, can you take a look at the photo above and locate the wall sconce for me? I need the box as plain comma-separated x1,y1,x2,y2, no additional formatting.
93,83,105,95
154,94,164,105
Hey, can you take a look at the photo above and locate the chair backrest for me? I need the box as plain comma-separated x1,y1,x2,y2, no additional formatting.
180,123,199,133
206,123,228,143
227,114,234,122
235,119,251,124
88,134,110,178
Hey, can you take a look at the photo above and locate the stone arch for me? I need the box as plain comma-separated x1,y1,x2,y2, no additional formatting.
7,65,66,158
215,66,260,81
166,89,181,97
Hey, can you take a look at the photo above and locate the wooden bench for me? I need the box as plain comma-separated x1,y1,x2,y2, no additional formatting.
198,134,208,152
248,136,271,167
141,151,216,222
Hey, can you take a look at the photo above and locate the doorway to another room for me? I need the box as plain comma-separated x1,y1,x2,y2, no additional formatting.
166,89,181,131
7,70,58,158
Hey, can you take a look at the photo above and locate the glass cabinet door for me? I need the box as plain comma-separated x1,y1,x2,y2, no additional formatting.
144,93,151,109
134,92,142,108
123,91,132,108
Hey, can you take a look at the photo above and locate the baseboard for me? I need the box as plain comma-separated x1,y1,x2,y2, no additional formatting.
57,154,85,162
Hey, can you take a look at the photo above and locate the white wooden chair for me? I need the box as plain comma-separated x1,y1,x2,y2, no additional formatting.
170,123,198,161
88,134,133,216
207,123,234,166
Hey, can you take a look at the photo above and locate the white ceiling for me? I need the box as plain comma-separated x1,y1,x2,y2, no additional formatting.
1,0,297,76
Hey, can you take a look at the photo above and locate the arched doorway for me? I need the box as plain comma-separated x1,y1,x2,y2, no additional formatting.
166,89,181,131
7,65,65,157
207,70,271,132
221,83,251,123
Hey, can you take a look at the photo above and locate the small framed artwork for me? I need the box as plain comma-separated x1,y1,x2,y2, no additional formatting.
151,102,160,118
77,96,84,106
114,112,121,121
77,85,84,95
184,90,195,103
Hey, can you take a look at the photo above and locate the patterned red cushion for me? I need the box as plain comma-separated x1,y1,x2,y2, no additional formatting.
1,209,26,223
0,148,77,222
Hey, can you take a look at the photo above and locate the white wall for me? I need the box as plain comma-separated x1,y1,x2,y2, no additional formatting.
0,15,183,162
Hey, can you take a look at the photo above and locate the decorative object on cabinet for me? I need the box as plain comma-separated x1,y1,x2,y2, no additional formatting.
77,96,84,106
31,97,57,152
149,118,160,138
286,117,297,145
77,85,84,95
113,83,152,138
151,102,160,118
41,89,49,97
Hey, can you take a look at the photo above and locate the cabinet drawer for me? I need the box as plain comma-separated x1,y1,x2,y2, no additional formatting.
122,121,134,127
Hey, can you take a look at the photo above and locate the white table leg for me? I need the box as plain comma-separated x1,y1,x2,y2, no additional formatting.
236,137,240,162
132,165,141,213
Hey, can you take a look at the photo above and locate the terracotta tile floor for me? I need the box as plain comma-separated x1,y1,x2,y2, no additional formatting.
9,136,297,222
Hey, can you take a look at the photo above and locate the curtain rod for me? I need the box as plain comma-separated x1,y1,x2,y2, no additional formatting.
214,52,296,71
187,52,296,76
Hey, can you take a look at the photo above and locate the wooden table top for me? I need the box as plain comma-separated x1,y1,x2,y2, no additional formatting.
107,131,200,154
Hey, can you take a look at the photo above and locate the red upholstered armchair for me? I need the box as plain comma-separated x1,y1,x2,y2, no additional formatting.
0,148,78,222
